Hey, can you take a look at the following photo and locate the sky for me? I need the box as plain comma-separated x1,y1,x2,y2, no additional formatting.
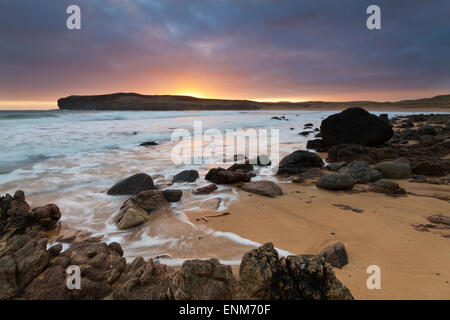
0,0,449,109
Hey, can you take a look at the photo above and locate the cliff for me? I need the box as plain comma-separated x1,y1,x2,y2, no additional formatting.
57,93,450,110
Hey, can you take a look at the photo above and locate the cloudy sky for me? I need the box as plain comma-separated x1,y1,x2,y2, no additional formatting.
0,0,449,109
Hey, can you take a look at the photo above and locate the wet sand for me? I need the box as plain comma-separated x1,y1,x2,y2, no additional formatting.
188,179,450,299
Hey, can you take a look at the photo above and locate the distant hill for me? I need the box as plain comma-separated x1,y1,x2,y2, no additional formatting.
58,93,450,111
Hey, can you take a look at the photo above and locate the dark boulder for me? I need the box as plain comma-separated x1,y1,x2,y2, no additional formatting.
205,168,251,184
321,107,393,147
277,150,324,175
369,179,406,195
139,141,158,146
306,139,328,152
340,160,382,184
316,174,354,190
162,190,182,202
107,173,155,195
30,204,62,229
227,163,254,173
172,170,199,183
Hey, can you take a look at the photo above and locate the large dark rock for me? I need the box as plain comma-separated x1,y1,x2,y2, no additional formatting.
369,179,406,195
205,168,251,184
107,173,155,195
172,170,199,183
306,139,328,152
321,107,393,147
316,174,354,190
227,163,254,173
30,204,61,229
162,190,182,202
373,159,411,179
409,157,450,176
277,150,324,175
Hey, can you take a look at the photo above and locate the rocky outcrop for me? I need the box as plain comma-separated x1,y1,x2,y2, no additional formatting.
172,170,199,183
1,192,354,300
238,243,353,300
237,181,283,198
277,150,324,176
107,173,155,195
205,168,251,184
320,107,393,147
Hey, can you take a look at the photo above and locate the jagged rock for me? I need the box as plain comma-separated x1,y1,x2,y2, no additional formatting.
107,173,155,195
319,242,348,269
172,259,234,300
340,160,382,184
237,181,283,198
192,184,218,195
30,204,61,229
205,168,251,184
172,170,199,183
278,255,353,300
316,174,354,190
373,159,411,179
162,190,182,202
321,107,393,147
239,243,280,299
369,179,406,195
277,150,324,176
5,191,30,217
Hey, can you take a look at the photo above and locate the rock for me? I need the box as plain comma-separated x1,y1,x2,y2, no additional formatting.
205,168,251,184
139,141,158,146
306,139,328,152
239,243,353,300
5,191,30,217
418,125,437,136
107,173,155,195
278,255,353,300
30,204,62,229
13,190,25,202
410,157,450,176
419,135,440,146
113,257,178,300
116,207,149,230
24,240,126,300
326,162,346,171
369,179,406,195
192,184,218,195
427,214,450,226
237,181,283,198
162,190,182,202
319,242,348,269
227,163,254,173
172,170,199,183
304,123,314,127
256,154,271,166
300,168,325,180
316,174,354,190
340,160,382,184
277,150,324,176
172,258,234,300
239,243,280,299
373,160,411,179
115,190,168,229
321,107,393,147
299,131,312,136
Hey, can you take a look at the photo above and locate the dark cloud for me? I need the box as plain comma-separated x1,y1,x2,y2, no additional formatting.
0,0,449,102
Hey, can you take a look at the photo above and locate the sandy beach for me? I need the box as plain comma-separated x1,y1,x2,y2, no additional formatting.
187,177,450,300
